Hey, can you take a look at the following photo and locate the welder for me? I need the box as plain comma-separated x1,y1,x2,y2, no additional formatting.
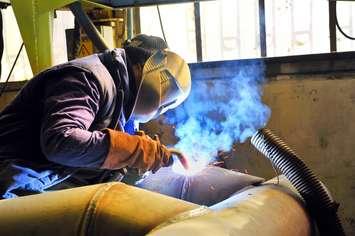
0,34,191,199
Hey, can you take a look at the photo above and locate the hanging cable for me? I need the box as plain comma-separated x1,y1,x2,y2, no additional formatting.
0,9,3,80
156,5,168,47
0,43,24,98
335,1,355,40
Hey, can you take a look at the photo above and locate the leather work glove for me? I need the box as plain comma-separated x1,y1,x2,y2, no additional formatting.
101,129,172,173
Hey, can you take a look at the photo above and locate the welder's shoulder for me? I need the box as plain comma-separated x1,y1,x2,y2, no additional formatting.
37,56,114,96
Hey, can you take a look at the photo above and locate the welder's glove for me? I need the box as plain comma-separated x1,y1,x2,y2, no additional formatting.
101,129,172,173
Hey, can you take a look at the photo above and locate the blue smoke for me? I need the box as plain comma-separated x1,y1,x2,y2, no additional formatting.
165,62,271,167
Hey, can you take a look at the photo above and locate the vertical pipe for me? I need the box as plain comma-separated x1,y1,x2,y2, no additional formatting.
0,9,3,80
258,0,267,57
329,0,337,52
194,2,203,62
127,8,134,39
133,7,141,35
309,0,313,51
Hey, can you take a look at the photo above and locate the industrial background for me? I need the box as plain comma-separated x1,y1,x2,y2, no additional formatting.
0,0,354,235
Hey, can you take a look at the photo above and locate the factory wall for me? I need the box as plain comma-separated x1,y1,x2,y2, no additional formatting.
0,68,354,235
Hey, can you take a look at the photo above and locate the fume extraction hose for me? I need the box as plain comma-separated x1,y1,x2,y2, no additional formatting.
251,128,345,236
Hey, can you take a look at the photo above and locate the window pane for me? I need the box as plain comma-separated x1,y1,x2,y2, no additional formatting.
1,8,74,82
52,10,75,65
200,0,260,61
336,1,355,52
265,0,329,57
1,7,32,82
140,3,196,62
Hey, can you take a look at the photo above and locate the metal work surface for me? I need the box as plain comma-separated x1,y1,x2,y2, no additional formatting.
149,179,312,236
136,166,264,206
0,183,199,236
0,177,312,236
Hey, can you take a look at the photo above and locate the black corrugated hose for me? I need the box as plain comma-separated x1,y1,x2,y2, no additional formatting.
251,128,345,236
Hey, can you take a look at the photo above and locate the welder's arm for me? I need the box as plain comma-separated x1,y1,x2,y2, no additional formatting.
40,72,171,171
101,129,172,172
40,72,109,168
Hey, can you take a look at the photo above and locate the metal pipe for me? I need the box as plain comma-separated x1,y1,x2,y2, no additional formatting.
69,1,109,52
0,177,314,236
258,0,267,57
150,178,313,236
329,0,337,52
194,1,203,62
127,8,134,40
0,182,198,236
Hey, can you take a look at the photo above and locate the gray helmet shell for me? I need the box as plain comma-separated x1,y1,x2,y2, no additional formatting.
131,50,191,123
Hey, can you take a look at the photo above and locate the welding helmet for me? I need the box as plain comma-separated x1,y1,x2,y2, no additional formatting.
131,49,191,123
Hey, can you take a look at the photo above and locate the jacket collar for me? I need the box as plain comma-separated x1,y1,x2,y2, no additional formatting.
99,49,136,123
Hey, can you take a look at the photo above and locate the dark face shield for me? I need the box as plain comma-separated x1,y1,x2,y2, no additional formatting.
131,50,191,123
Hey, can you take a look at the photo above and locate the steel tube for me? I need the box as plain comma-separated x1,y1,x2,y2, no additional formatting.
0,182,198,236
149,177,313,236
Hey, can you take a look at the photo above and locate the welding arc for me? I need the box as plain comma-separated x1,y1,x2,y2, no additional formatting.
251,128,345,236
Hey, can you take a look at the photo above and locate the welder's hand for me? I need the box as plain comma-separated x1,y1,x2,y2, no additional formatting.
135,131,173,172
101,129,171,173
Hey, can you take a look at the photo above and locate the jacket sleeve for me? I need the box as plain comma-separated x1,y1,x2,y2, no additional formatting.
40,71,110,168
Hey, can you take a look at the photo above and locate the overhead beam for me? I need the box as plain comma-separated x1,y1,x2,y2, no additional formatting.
91,0,211,8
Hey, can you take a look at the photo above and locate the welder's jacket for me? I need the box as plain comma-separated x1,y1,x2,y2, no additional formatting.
0,49,137,199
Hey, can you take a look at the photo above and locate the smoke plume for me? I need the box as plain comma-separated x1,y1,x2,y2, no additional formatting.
165,62,271,172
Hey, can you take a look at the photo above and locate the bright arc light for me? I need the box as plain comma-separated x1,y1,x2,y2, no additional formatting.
171,156,205,176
